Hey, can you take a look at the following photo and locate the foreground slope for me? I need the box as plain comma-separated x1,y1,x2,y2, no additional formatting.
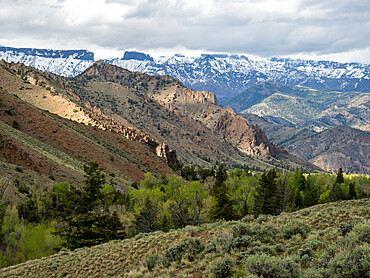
1,199,369,277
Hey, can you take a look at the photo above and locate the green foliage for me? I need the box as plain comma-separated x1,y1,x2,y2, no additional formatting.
245,254,299,278
140,172,159,189
57,212,125,250
327,244,369,278
162,238,204,266
133,197,159,234
281,221,311,240
209,185,238,221
143,254,159,271
255,169,278,215
335,168,345,185
211,256,235,278
0,206,62,268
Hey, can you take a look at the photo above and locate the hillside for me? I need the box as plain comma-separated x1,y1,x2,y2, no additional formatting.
0,83,174,189
226,82,370,132
242,113,370,174
1,198,368,277
0,60,318,171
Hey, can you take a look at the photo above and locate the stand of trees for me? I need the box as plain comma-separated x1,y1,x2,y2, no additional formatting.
0,163,368,269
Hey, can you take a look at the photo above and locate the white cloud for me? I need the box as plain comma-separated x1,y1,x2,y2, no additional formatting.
0,0,369,63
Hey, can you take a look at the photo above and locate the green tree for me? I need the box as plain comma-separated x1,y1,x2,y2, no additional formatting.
58,212,125,250
55,162,126,249
209,165,238,221
335,168,344,185
349,182,357,199
255,169,278,215
80,161,105,213
133,197,159,233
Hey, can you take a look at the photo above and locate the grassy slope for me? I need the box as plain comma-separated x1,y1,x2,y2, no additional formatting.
1,199,368,277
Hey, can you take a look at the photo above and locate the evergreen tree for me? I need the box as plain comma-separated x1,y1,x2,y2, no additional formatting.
335,168,344,185
255,169,278,215
349,182,357,199
55,161,126,249
80,161,105,213
209,185,238,221
209,164,238,221
133,197,159,233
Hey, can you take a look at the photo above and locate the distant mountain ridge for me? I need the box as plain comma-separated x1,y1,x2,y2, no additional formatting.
1,47,370,100
242,113,370,174
225,82,370,132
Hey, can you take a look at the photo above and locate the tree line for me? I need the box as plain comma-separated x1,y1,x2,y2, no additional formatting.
0,162,368,268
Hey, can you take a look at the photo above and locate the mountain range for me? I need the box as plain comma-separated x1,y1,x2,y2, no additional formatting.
1,46,370,101
0,59,319,189
0,46,368,174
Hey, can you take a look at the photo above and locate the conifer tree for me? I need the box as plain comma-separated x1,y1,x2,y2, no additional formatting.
349,182,357,199
209,164,238,221
255,169,277,215
335,168,344,185
133,197,159,233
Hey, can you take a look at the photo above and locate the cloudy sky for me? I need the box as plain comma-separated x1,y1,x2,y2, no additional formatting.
1,0,370,63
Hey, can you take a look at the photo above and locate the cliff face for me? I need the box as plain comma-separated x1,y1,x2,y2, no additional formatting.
154,83,279,159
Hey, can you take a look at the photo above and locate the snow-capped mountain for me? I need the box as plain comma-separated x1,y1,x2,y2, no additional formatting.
1,46,370,100
0,46,94,77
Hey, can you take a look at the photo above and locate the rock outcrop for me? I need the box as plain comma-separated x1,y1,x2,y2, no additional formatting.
156,143,180,169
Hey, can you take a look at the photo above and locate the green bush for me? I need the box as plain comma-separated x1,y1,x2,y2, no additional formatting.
211,256,235,278
231,223,253,238
281,222,311,239
162,238,204,265
143,254,159,271
224,236,251,253
351,223,370,243
338,222,353,236
327,244,369,278
245,253,299,278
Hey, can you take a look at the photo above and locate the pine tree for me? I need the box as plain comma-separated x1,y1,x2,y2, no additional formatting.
349,182,357,199
335,168,344,185
80,161,105,213
255,169,278,215
133,197,159,233
209,165,238,221
209,185,238,221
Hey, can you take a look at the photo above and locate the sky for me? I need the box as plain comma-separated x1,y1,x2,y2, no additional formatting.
0,0,370,63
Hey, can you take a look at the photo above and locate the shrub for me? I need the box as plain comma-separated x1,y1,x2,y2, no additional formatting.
256,214,270,224
143,254,159,271
204,242,217,253
162,238,204,265
245,253,299,278
12,120,19,130
327,244,369,277
231,223,253,238
241,215,254,223
224,236,251,253
351,223,370,244
281,222,311,239
211,256,235,278
338,223,353,236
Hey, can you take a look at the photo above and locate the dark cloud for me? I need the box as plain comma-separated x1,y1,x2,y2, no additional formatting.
0,0,369,63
